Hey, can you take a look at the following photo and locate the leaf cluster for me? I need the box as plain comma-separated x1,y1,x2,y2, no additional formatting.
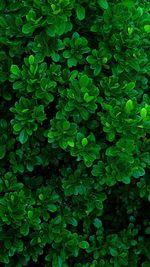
0,0,150,266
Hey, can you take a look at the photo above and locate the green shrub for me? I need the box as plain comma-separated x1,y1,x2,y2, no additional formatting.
0,0,150,266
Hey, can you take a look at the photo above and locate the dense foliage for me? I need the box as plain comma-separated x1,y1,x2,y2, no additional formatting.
0,0,150,266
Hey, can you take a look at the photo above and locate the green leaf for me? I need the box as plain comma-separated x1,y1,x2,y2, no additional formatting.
129,60,140,72
0,0,5,10
56,21,66,35
0,145,6,159
68,140,75,147
98,0,109,9
132,166,145,178
0,16,8,27
145,227,150,235
10,65,20,77
28,210,33,218
142,262,150,267
48,204,57,212
86,55,96,64
84,93,94,103
39,194,44,200
48,132,54,139
122,176,131,184
122,0,135,8
18,129,28,144
143,121,150,129
22,23,35,34
140,108,147,119
79,241,89,249
92,161,104,176
106,147,117,157
29,55,34,64
79,75,89,88
125,99,134,113
76,5,85,21
52,255,63,267
110,248,118,257
94,65,101,76
82,138,88,146
67,58,77,68
46,93,54,103
26,10,36,21
93,218,102,228
125,82,135,90
69,70,78,81
63,50,71,59
20,223,29,236
141,152,150,166
51,52,60,62
68,217,78,226
13,123,22,132
13,81,24,90
63,121,70,130
144,25,150,33
80,108,89,120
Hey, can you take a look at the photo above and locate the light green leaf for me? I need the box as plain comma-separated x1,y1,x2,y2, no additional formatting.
10,65,20,77
82,137,88,146
69,70,78,81
76,5,85,21
125,82,135,90
140,108,147,119
79,241,89,249
84,93,94,103
18,129,28,144
144,25,150,33
29,55,34,64
125,99,134,113
68,140,75,147
98,0,109,9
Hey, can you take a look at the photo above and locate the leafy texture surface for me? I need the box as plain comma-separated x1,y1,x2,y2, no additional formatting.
0,0,150,266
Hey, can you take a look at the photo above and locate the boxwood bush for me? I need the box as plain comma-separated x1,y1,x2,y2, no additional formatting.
0,0,150,266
